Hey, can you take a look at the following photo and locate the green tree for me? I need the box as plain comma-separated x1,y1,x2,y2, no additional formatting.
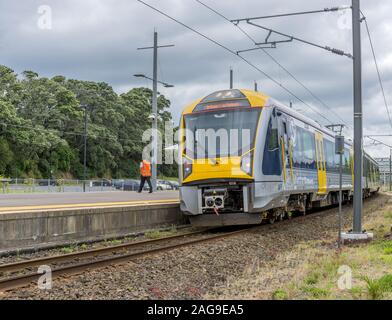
0,65,177,179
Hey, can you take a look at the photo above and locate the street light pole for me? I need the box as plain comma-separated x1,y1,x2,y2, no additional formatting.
137,31,174,192
352,0,363,234
151,31,159,192
83,105,88,193
326,124,345,248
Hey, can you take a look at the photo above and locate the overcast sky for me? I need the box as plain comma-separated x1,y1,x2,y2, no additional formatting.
1,0,392,158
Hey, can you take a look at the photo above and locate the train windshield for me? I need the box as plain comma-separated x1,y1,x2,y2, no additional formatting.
184,109,261,159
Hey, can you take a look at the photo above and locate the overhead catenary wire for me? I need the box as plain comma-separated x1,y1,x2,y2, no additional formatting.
361,11,392,131
230,6,351,23
365,136,392,149
136,0,336,125
195,0,353,131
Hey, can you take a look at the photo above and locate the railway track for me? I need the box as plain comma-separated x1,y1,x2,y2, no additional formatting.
0,196,369,293
0,227,254,292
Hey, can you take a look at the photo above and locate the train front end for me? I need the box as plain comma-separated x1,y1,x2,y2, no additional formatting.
179,89,268,226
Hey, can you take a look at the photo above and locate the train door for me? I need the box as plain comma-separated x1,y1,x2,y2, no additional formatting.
287,118,295,183
315,132,327,194
278,114,291,184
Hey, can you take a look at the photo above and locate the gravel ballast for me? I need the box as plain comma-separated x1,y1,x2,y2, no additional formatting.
0,193,389,300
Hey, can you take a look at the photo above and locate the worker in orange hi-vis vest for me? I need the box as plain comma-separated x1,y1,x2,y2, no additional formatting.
138,159,153,193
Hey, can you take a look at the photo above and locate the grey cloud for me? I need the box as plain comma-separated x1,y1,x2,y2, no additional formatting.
1,0,392,157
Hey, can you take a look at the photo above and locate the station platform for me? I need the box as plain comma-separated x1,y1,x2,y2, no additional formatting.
0,191,183,254
0,191,179,213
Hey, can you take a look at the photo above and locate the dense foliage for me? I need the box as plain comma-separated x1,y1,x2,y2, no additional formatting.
0,65,178,179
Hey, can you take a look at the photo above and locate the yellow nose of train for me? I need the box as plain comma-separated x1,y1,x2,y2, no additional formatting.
180,89,269,184
184,156,249,183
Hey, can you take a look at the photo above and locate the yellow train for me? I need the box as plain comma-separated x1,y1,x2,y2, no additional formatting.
179,89,381,226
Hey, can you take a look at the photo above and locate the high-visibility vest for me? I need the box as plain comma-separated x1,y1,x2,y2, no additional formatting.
140,160,152,177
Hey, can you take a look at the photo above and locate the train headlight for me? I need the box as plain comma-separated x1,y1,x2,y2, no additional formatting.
183,157,193,179
241,152,253,176
206,198,214,207
214,197,223,207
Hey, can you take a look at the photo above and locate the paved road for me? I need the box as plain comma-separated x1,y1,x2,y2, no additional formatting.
0,191,179,211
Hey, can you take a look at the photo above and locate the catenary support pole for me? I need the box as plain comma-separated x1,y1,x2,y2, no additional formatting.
230,68,233,89
339,151,343,247
352,0,363,234
152,31,158,192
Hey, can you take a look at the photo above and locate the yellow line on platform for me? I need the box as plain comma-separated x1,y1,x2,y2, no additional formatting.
0,199,180,213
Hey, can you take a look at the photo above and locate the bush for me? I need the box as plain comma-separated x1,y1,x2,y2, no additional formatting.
378,274,392,292
363,275,392,300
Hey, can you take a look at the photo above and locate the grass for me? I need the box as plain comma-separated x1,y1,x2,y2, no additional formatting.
301,286,330,299
108,239,122,245
145,226,178,239
61,246,75,254
380,240,392,253
304,272,320,285
272,289,288,300
384,247,392,255
61,243,90,253
368,240,392,267
275,198,392,300
103,239,123,246
378,274,392,291
145,230,176,239
349,286,365,299
363,275,392,299
202,194,392,300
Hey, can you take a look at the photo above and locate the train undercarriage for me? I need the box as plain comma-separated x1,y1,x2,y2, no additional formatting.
185,183,379,227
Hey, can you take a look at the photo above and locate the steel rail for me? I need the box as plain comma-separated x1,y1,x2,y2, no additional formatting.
0,229,211,274
0,227,254,292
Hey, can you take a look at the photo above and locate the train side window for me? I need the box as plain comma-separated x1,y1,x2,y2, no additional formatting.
371,162,374,182
344,149,350,174
324,140,335,171
302,129,316,170
267,125,279,151
372,162,375,182
369,161,373,181
292,126,303,168
262,119,281,175
363,157,367,177
334,149,340,171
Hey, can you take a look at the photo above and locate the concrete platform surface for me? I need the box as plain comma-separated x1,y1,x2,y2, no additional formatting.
0,191,184,253
0,191,179,213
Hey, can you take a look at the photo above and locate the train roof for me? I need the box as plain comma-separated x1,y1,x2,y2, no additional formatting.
268,97,342,141
182,89,340,137
181,89,269,115
181,89,377,164
269,96,377,164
